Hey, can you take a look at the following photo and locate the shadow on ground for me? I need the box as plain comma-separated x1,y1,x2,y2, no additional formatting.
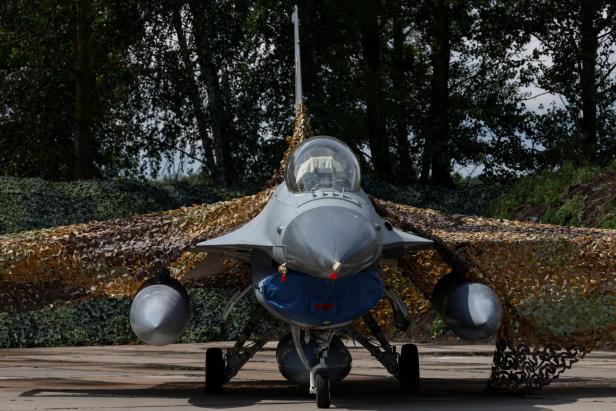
19,377,614,410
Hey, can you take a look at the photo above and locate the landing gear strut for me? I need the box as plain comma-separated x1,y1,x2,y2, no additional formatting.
204,302,282,394
346,313,421,392
294,327,334,408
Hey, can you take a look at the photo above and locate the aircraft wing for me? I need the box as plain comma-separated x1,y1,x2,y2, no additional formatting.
382,227,433,250
186,212,273,279
190,215,273,254
183,251,228,280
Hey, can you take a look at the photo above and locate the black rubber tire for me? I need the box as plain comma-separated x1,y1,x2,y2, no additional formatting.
205,348,225,394
399,343,420,393
315,369,331,408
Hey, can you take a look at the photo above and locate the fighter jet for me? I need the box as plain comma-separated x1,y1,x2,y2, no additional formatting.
128,6,503,408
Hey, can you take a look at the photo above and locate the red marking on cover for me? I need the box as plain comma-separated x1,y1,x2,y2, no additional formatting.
281,273,287,284
315,303,334,311
329,272,337,280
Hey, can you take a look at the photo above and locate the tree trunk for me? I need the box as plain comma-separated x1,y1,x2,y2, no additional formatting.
580,0,598,162
360,0,394,182
169,2,216,173
422,0,453,186
74,0,93,179
187,0,226,185
391,1,416,184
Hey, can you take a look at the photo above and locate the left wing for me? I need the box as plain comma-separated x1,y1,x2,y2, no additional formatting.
381,226,433,250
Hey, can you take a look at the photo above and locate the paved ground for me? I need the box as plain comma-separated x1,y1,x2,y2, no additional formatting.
0,342,614,410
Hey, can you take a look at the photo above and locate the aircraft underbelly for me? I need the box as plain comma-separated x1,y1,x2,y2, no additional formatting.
253,266,383,329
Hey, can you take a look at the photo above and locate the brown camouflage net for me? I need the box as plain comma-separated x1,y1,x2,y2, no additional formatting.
0,102,313,310
0,102,615,393
267,102,313,188
373,199,616,350
371,199,615,392
487,340,586,394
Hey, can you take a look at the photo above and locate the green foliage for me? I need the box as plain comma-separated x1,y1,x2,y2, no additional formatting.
0,299,133,347
430,316,448,339
490,162,616,228
179,288,255,344
0,177,251,234
2,1,616,183
0,288,256,348
552,196,584,226
0,0,147,179
597,213,616,230
517,294,616,338
363,176,503,216
0,174,501,235
492,164,598,214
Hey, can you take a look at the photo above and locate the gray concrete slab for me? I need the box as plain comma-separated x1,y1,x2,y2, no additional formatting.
0,343,614,410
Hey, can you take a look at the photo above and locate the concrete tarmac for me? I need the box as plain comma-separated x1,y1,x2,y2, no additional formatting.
0,343,614,410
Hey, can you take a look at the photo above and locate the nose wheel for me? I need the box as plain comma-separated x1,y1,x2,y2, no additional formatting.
314,368,331,408
294,327,335,409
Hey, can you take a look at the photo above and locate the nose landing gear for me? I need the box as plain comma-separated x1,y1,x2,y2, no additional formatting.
314,368,331,408
290,326,336,408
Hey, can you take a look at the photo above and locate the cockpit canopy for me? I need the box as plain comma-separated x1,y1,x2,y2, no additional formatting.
285,136,361,193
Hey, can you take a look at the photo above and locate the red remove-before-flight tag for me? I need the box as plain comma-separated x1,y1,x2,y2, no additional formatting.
329,272,337,280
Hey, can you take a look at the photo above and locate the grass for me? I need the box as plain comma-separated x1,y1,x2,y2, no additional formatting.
489,162,616,229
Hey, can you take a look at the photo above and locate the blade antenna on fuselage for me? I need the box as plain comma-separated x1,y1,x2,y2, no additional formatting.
292,5,303,112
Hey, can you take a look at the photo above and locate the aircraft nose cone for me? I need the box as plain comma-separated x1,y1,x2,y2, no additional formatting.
282,206,380,278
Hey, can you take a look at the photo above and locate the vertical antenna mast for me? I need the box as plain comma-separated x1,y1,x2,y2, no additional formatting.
292,5,303,110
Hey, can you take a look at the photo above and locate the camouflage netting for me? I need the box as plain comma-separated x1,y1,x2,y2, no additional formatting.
374,199,616,350
0,102,615,393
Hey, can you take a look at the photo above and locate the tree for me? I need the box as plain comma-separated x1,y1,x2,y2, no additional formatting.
0,0,146,180
74,0,93,179
131,0,274,184
386,0,418,183
168,0,215,174
6,0,607,185
518,0,616,166
358,0,394,181
421,0,453,186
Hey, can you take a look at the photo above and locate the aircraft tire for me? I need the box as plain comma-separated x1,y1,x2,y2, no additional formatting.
399,343,420,394
315,369,331,408
205,348,225,394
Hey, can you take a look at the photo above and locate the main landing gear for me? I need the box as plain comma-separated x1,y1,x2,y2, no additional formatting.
399,343,420,394
204,303,282,394
204,300,420,407
346,312,421,394
205,347,225,394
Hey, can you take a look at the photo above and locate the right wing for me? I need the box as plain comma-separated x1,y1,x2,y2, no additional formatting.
186,203,274,279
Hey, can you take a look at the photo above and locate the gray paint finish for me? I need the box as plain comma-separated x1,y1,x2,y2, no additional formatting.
192,174,433,280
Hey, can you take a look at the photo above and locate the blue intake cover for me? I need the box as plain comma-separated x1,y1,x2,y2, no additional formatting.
257,266,384,327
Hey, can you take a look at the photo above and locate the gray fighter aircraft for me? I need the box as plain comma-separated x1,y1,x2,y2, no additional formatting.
128,6,503,409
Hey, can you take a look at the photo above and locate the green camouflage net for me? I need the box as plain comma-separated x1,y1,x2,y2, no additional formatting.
0,103,614,393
